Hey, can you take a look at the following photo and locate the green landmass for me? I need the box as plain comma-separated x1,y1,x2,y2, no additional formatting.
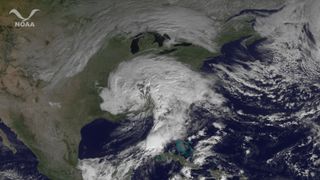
155,152,197,168
214,16,261,48
170,45,215,70
0,25,14,64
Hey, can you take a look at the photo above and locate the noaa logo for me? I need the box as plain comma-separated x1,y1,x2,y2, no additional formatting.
9,9,40,27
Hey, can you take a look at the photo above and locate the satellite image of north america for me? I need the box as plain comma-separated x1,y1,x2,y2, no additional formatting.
0,0,320,179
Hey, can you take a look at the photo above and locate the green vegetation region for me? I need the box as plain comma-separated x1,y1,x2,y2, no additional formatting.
0,25,14,64
170,45,215,70
155,152,197,168
214,16,262,48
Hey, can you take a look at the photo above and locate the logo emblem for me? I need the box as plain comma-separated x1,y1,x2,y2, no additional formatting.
9,9,40,27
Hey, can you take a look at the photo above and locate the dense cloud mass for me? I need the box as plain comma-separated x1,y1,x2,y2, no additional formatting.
2,0,320,179
79,55,224,179
78,0,320,179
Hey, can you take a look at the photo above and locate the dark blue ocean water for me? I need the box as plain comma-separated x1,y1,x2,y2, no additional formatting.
195,35,320,179
79,117,153,159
